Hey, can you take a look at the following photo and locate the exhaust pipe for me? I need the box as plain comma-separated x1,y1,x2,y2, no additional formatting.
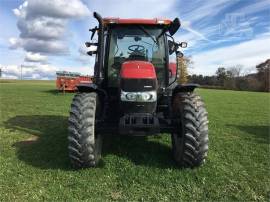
93,12,104,85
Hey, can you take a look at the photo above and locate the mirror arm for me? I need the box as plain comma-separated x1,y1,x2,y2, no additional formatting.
89,26,98,40
166,33,175,43
85,42,98,47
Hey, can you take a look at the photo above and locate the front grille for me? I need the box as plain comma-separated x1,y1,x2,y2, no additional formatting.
120,78,157,91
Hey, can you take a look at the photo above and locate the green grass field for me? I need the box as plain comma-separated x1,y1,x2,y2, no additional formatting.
0,80,269,201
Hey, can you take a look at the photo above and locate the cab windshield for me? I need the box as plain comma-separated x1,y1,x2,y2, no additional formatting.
107,25,166,87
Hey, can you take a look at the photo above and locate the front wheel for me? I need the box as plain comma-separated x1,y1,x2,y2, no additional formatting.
171,92,209,168
68,92,102,168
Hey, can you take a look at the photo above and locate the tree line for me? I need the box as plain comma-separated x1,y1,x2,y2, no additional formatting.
180,58,269,92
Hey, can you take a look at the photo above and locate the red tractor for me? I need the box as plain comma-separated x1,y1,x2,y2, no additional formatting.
68,12,209,168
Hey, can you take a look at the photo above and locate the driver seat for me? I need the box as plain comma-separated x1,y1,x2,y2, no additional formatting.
128,49,147,61
128,53,146,61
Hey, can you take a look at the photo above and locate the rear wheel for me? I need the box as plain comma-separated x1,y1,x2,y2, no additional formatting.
171,92,209,168
68,92,102,168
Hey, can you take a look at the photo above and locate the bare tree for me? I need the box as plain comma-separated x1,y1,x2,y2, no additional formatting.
227,65,242,77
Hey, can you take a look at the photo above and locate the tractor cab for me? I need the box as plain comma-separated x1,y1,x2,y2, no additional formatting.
86,15,186,91
106,24,167,87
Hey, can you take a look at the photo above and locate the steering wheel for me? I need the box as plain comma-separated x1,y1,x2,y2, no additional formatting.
128,45,145,52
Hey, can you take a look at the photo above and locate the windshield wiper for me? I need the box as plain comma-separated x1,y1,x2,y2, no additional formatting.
137,26,158,45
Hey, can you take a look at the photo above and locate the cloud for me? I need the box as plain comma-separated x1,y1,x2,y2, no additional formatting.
191,34,270,75
18,17,66,40
10,0,90,56
173,1,243,51
235,0,270,16
181,0,241,24
9,37,21,49
10,37,68,54
1,63,94,79
78,46,88,56
1,64,57,80
13,0,90,19
76,46,90,64
179,20,210,47
25,52,47,63
22,38,68,54
181,23,210,42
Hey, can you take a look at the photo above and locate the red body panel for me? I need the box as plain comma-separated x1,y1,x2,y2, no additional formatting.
56,76,92,91
169,62,177,76
120,61,156,79
103,18,172,25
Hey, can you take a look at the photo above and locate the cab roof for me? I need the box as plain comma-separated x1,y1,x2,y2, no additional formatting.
103,18,172,26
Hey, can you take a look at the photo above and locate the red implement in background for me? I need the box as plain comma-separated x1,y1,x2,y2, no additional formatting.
56,71,92,92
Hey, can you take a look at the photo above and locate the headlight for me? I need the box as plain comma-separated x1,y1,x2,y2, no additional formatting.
141,92,151,101
126,92,137,101
121,91,157,102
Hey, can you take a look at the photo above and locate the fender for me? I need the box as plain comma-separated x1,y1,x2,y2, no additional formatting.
77,83,99,92
76,83,107,98
172,83,199,97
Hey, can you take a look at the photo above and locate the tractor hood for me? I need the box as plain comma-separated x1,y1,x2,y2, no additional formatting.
119,61,158,113
120,61,158,92
120,61,156,79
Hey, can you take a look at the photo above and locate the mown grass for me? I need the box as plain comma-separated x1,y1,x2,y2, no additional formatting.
0,80,269,201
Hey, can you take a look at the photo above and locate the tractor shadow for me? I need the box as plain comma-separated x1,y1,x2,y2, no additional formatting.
102,135,176,169
4,115,71,170
42,89,72,95
227,124,269,144
5,115,176,170
43,89,60,95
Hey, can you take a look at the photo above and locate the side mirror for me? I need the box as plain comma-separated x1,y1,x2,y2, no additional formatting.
168,18,181,36
180,42,187,48
168,40,187,54
85,42,98,56
87,51,96,56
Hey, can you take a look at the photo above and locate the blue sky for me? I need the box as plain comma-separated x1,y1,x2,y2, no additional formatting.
0,0,269,79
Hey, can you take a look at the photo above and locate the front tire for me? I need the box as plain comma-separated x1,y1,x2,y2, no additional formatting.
68,92,102,168
171,92,209,168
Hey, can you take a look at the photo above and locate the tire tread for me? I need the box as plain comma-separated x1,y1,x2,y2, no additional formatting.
172,92,209,168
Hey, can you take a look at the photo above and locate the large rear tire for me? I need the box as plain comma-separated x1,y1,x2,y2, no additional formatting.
68,92,102,168
171,92,209,168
